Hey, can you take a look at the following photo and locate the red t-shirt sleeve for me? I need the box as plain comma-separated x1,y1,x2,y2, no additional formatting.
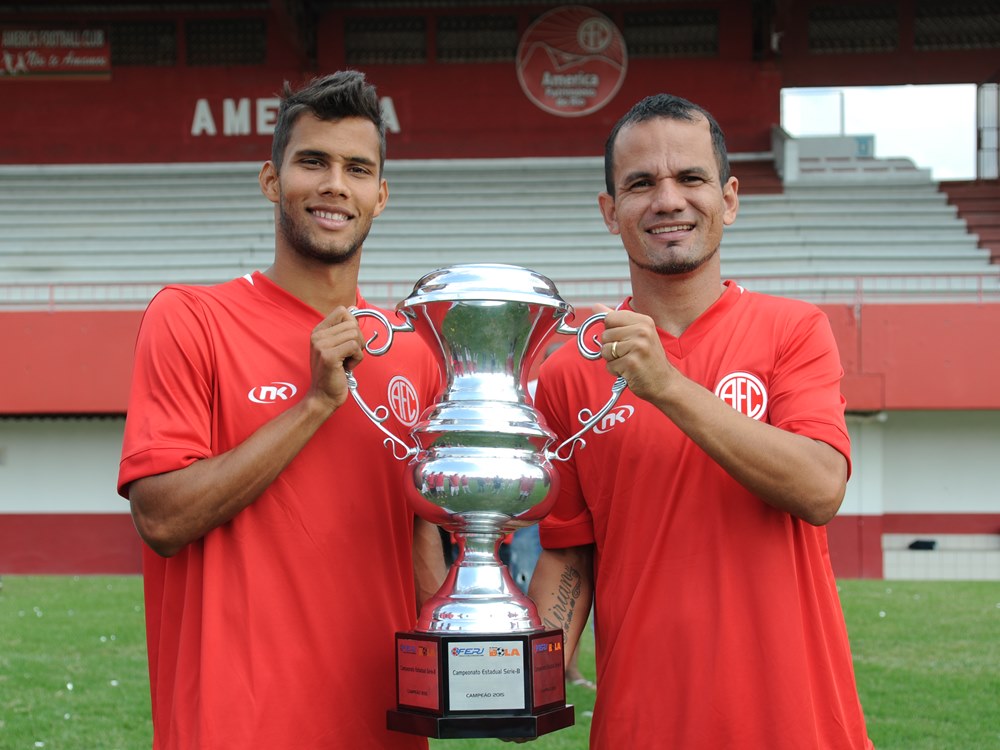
768,305,852,478
117,287,215,497
534,358,596,550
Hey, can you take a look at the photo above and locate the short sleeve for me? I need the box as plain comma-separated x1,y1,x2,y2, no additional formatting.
768,305,852,477
117,288,216,496
534,359,597,549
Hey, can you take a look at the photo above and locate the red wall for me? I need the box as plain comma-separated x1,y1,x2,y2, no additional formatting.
2,303,998,576
776,1,999,88
827,513,1000,579
4,303,998,415
0,310,142,414
2,511,996,576
0,514,143,574
2,3,996,165
825,303,1000,411
0,57,780,164
827,514,883,579
0,4,779,164
312,4,781,160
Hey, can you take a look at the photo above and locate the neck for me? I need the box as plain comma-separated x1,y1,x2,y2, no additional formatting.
628,267,725,338
264,252,362,316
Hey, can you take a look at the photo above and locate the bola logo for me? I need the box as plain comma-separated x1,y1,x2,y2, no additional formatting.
535,641,563,653
715,371,768,420
515,5,628,117
388,376,420,426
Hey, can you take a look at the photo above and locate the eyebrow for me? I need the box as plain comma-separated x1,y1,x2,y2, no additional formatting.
621,169,654,186
292,148,378,168
291,148,327,160
621,165,712,185
680,166,712,179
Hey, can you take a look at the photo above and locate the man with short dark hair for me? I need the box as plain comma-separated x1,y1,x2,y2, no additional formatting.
119,71,444,749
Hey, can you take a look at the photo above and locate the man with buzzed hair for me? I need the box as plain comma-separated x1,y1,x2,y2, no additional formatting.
529,93,873,749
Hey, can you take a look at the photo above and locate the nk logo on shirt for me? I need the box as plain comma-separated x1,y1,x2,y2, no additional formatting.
715,371,768,420
248,381,298,404
592,404,635,434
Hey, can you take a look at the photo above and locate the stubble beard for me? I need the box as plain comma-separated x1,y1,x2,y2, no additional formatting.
629,242,718,276
277,202,367,266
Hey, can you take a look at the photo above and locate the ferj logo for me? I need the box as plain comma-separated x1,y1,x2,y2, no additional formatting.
400,643,432,657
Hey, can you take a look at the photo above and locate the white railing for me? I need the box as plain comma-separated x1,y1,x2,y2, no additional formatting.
3,273,999,312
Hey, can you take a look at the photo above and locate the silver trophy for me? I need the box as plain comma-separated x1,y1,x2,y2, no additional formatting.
348,263,624,739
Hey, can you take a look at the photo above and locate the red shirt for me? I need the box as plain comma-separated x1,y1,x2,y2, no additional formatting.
536,282,872,749
119,272,439,750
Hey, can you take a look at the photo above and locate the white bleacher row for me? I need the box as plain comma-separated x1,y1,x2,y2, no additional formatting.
1,158,998,308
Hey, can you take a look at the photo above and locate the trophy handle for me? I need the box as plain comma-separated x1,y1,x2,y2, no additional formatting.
346,309,419,461
548,311,629,462
353,308,415,354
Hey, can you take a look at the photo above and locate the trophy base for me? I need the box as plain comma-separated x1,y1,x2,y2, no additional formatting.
387,703,574,739
388,629,573,739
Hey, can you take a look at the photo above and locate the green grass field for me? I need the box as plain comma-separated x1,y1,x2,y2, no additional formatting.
1,577,997,749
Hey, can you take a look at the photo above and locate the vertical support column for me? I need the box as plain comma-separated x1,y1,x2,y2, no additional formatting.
978,83,999,180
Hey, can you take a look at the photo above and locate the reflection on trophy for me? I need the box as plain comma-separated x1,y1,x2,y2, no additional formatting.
348,264,625,740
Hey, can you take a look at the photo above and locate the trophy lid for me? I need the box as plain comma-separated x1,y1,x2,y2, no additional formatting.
398,263,570,311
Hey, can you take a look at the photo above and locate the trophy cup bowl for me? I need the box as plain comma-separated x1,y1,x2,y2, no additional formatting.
347,263,625,739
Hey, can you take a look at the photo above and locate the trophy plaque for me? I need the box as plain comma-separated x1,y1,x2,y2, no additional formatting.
348,264,625,740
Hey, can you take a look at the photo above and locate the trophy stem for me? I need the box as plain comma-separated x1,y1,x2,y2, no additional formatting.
416,527,542,634
455,528,504,565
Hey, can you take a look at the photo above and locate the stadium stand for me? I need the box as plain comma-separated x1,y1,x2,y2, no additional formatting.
2,162,997,581
1,154,998,310
940,180,1000,264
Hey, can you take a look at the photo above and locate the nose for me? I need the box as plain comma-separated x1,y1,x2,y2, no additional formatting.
649,178,685,213
318,165,350,197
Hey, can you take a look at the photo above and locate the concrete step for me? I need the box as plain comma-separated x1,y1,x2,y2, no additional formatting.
1,231,971,260
940,180,1000,199
1,159,996,307
783,183,942,197
0,213,967,240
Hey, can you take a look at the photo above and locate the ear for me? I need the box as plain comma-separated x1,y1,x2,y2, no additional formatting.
259,161,279,204
598,192,620,235
372,177,389,218
722,176,739,226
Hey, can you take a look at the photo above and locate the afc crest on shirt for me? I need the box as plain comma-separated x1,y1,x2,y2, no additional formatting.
714,370,768,421
588,368,771,439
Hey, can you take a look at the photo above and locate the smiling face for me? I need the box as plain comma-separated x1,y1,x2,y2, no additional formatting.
259,113,388,267
598,114,738,278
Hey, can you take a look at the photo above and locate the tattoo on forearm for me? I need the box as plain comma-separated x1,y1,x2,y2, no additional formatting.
542,565,582,637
